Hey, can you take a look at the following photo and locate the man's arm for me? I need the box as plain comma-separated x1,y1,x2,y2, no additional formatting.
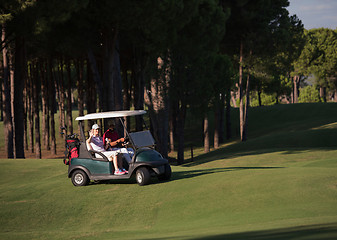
109,138,125,147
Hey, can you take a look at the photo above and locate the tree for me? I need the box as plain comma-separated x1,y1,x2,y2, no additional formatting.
123,1,203,157
145,55,171,158
308,29,337,102
294,28,337,103
222,0,296,141
208,53,233,149
1,24,14,158
170,0,229,163
32,62,41,158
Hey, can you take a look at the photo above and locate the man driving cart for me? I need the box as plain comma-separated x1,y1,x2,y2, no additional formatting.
103,123,134,163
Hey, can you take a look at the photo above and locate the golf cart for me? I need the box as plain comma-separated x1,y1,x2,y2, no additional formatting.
67,110,171,186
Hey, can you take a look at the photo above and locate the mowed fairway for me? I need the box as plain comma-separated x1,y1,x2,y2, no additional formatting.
1,150,337,239
1,103,337,239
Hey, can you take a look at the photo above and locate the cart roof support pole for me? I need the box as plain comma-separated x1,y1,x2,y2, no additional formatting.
118,117,136,150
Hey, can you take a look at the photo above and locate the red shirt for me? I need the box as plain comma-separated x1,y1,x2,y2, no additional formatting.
103,129,119,146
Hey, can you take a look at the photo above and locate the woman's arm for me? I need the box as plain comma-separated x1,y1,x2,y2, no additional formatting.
86,130,94,149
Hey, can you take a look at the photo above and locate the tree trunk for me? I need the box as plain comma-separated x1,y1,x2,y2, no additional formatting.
10,51,15,155
87,50,103,109
86,58,96,113
28,64,34,153
1,25,14,158
40,60,50,150
239,42,250,142
293,75,300,103
219,93,225,144
13,36,25,158
133,47,146,131
57,58,65,134
76,58,85,118
320,87,326,103
225,89,231,140
85,58,97,133
102,28,118,112
122,66,131,133
204,114,210,153
23,77,28,151
169,112,175,153
214,106,220,149
66,59,73,134
113,39,123,111
48,59,57,154
112,38,124,136
176,103,186,165
258,89,262,106
144,56,170,158
242,74,250,141
0,60,2,122
169,99,177,153
33,62,41,158
239,40,245,141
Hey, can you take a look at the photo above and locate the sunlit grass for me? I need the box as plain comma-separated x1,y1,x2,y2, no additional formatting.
1,103,337,239
1,148,337,239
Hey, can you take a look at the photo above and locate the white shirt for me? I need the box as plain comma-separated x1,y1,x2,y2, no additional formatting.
90,136,105,152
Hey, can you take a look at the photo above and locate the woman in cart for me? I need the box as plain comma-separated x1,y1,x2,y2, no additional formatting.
87,124,127,175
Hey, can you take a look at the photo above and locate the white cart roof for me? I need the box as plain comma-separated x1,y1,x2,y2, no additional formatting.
75,110,146,121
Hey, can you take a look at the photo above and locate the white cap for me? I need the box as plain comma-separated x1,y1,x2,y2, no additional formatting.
92,124,100,130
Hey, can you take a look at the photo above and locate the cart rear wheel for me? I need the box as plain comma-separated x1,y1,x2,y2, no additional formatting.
136,167,150,186
71,170,89,186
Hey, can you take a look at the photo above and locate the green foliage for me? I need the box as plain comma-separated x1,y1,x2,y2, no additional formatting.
222,0,305,110
298,85,321,103
250,91,277,107
4,0,337,159
308,29,337,83
248,14,304,99
170,0,231,116
295,28,337,93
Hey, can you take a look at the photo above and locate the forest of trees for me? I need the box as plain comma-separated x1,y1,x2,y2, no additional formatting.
1,0,337,163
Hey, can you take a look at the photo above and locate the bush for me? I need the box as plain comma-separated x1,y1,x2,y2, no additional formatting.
250,91,277,107
298,86,321,103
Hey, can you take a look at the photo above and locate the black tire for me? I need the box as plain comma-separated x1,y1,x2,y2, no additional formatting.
136,167,151,186
71,170,89,186
158,164,172,181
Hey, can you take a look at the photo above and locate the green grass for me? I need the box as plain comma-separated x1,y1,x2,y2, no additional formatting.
1,103,337,239
182,102,337,160
1,150,337,239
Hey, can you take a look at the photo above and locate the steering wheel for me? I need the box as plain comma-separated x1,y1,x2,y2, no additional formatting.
122,136,129,146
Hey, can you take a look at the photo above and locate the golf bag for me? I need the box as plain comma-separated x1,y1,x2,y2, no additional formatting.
63,135,80,165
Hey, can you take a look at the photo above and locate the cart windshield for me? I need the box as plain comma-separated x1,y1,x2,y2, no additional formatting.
129,130,155,148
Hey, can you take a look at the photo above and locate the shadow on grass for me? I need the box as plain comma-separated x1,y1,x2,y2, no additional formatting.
171,167,284,181
149,223,337,240
192,223,337,240
86,167,283,186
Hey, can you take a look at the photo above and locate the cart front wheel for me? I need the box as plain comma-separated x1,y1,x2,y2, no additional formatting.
136,167,150,186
